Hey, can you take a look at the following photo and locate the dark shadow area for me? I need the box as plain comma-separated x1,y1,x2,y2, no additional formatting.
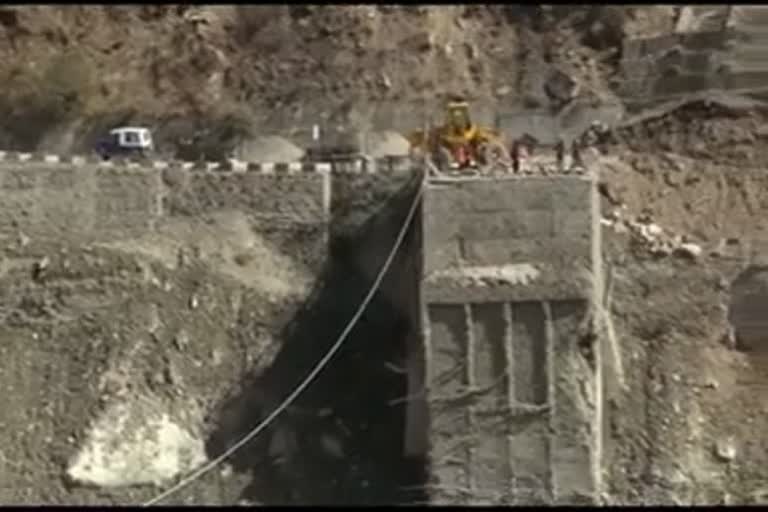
729,265,768,352
206,175,429,505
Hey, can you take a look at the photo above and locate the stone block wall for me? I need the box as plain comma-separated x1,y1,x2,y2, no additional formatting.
0,151,423,299
619,6,768,109
0,153,337,272
0,163,164,242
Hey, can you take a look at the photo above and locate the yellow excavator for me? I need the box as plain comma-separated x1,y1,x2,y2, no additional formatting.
407,98,512,173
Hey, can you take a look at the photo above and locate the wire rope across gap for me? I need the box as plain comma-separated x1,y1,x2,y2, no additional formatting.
140,178,426,507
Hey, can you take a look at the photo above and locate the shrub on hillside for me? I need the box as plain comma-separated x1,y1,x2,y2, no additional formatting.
173,109,255,161
0,52,94,150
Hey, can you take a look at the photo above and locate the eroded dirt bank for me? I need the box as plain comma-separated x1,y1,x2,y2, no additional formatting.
598,101,768,505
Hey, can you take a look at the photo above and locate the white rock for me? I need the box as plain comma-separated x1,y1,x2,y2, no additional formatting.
173,329,189,351
650,242,672,257
646,223,663,236
600,218,615,227
67,399,206,488
380,72,392,89
36,256,50,271
714,438,737,462
676,242,703,259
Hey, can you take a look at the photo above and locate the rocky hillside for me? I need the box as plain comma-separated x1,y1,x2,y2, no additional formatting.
0,5,675,156
6,4,768,507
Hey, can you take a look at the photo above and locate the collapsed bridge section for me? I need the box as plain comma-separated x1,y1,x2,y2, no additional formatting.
414,173,603,505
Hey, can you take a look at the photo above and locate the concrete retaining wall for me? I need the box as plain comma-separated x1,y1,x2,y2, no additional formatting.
0,159,331,275
0,154,420,273
0,164,163,242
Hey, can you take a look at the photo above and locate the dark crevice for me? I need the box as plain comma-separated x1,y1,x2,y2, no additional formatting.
729,265,768,352
206,177,428,505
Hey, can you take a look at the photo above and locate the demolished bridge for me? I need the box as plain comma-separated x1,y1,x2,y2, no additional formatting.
0,150,603,505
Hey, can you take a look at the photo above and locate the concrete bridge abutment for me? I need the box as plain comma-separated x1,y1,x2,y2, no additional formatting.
412,173,604,505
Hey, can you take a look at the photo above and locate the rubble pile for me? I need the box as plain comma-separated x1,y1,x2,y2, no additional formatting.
602,207,704,260
517,153,589,176
426,263,541,287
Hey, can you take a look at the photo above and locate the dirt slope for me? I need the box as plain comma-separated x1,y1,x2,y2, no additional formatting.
596,100,768,505
0,218,315,504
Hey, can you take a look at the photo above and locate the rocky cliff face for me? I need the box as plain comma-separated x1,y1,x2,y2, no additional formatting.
0,5,673,155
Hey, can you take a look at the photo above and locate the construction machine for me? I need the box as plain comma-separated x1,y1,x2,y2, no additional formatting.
407,98,512,173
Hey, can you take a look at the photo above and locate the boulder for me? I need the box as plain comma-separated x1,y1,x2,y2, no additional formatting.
67,396,206,488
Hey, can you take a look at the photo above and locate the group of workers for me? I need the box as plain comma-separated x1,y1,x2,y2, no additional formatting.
421,97,608,174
